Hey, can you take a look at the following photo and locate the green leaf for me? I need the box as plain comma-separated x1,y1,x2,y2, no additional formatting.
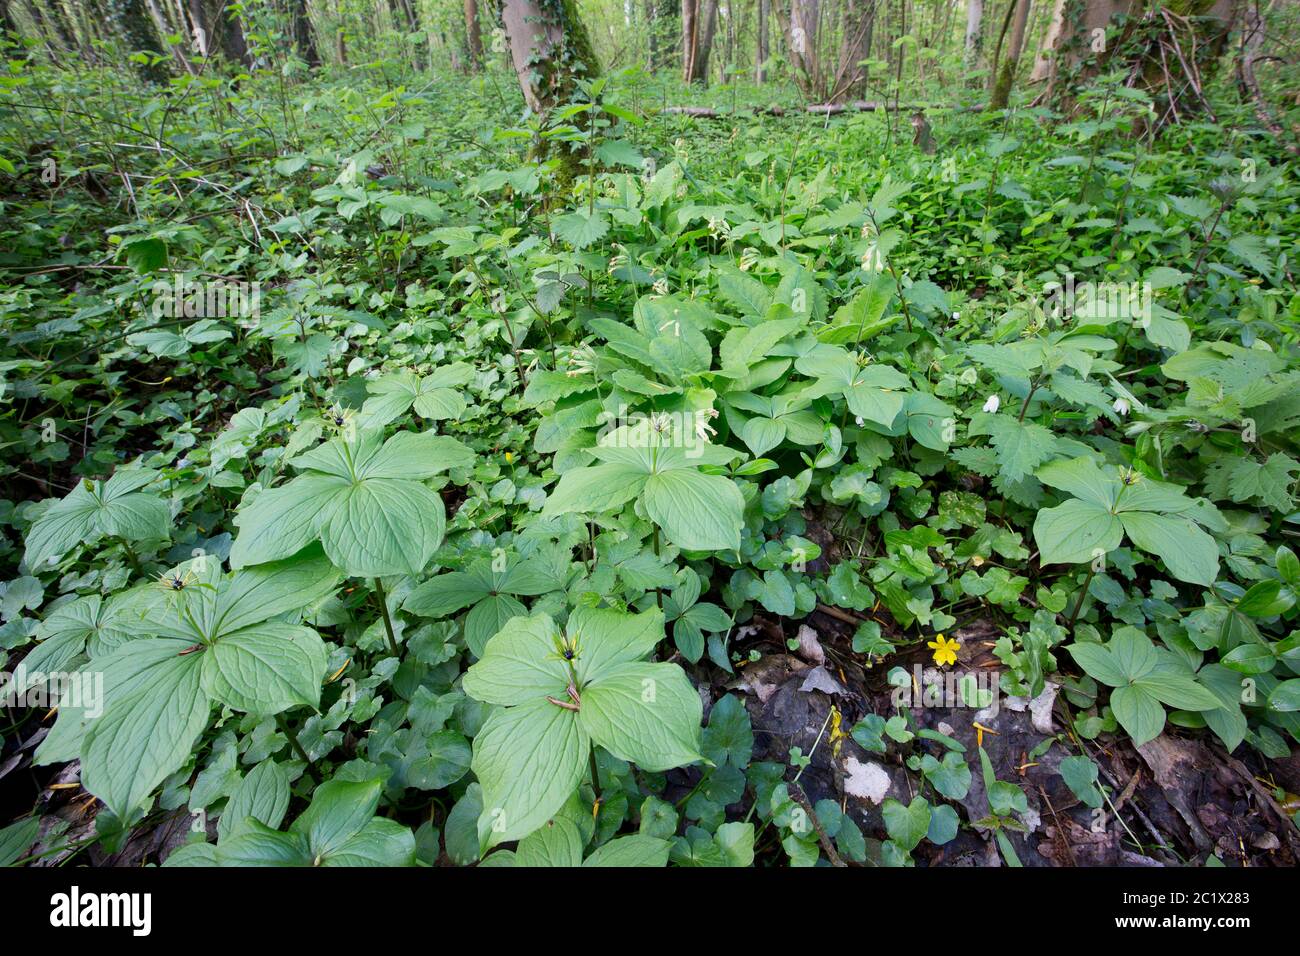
642,468,744,551
200,623,327,715
541,463,649,518
1118,511,1219,586
571,605,666,684
320,479,446,577
1110,684,1165,746
516,816,584,866
462,613,568,705
579,662,704,771
1058,755,1104,809
230,475,348,568
583,834,671,867
1268,679,1300,712
1033,498,1123,566
472,698,589,844
881,796,931,852
80,643,211,820
218,761,291,841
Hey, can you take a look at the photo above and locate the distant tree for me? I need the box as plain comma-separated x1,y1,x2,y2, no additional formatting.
464,0,483,69
290,0,320,66
106,0,169,82
987,0,1030,109
681,0,718,83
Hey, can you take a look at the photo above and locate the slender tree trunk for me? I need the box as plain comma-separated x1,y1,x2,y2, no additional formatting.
832,0,875,100
464,0,483,68
290,0,320,66
214,0,250,65
964,0,983,67
757,0,768,81
691,0,718,82
988,0,1029,109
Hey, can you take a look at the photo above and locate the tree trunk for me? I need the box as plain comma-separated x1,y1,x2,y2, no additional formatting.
213,0,250,65
682,0,719,83
832,0,875,100
988,0,1029,109
1034,0,1237,120
500,0,598,114
106,0,169,82
964,0,983,67
464,0,483,68
691,0,718,82
290,0,320,66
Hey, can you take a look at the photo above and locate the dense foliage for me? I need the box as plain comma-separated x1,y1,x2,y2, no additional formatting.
0,43,1297,868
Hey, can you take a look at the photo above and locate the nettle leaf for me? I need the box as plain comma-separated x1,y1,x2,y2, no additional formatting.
1033,458,1219,585
24,469,170,570
463,607,702,845
230,429,471,576
969,414,1057,484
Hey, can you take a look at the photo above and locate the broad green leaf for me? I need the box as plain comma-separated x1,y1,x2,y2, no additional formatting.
320,479,446,577
642,468,743,551
881,796,930,852
462,613,568,706
572,605,666,684
541,463,649,518
1033,498,1123,566
579,662,704,771
218,760,291,841
472,698,589,844
80,643,211,820
1110,684,1165,746
200,623,327,714
1118,511,1219,586
583,835,671,867
230,474,348,569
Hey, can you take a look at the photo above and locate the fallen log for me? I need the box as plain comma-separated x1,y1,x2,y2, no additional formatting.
660,101,978,119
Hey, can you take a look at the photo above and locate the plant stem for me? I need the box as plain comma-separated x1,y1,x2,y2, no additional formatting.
373,577,400,657
588,747,602,803
1066,564,1097,633
277,713,313,768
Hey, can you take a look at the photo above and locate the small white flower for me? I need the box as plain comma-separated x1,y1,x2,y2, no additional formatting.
1113,397,1130,416
952,311,960,320
854,416,864,427
983,394,1000,414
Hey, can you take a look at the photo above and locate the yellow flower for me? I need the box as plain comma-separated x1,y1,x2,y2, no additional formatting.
504,451,514,464
927,634,961,667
